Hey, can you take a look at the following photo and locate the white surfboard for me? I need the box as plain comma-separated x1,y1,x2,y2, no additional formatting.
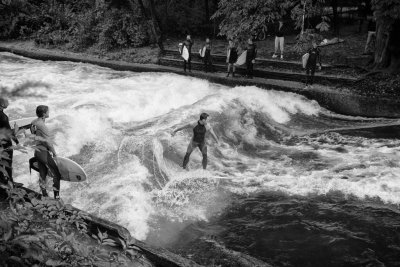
234,50,247,66
10,117,37,130
199,46,206,58
302,53,309,68
29,156,87,182
181,45,190,61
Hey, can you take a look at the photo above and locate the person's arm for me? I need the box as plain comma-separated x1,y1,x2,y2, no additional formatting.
172,123,193,135
317,49,322,69
209,127,219,144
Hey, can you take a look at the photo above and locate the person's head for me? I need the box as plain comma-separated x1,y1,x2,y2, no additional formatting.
36,105,49,118
206,38,210,43
228,39,234,47
199,112,209,124
186,34,191,40
311,40,318,48
278,19,284,26
247,38,253,44
0,97,9,111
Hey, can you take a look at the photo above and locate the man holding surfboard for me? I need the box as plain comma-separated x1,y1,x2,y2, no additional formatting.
30,105,62,199
182,34,194,73
0,97,20,185
172,113,219,170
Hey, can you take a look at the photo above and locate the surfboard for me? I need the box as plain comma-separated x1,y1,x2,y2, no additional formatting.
29,156,87,182
181,45,190,61
199,46,206,58
234,50,247,66
302,53,309,68
10,117,37,130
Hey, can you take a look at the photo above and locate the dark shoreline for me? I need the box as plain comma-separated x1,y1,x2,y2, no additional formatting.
1,43,400,118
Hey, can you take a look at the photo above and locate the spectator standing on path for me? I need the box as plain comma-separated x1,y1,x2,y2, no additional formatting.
304,40,322,89
226,39,238,77
203,38,213,73
364,16,376,54
272,19,286,60
183,34,194,73
246,38,257,79
0,97,20,185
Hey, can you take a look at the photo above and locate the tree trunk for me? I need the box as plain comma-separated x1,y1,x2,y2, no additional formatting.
204,0,209,24
331,0,339,36
374,18,400,73
134,0,164,51
146,0,164,51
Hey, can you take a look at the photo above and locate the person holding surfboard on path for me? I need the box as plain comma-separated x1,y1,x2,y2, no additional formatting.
30,105,62,199
202,38,213,73
182,34,194,73
172,113,219,170
0,97,20,185
246,38,257,79
304,40,322,89
226,39,238,77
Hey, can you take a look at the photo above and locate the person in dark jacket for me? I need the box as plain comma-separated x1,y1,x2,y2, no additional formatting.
272,19,285,59
0,97,19,185
364,16,376,54
182,34,194,73
172,113,219,170
226,39,238,77
30,105,62,199
203,38,213,73
246,38,257,79
305,40,322,89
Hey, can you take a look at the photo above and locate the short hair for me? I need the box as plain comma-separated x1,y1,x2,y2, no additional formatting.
200,113,209,120
0,97,9,108
36,105,49,118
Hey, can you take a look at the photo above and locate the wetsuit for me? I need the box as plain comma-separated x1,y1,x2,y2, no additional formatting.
203,43,213,72
183,39,194,72
0,110,19,183
305,47,321,85
246,43,257,78
227,47,238,64
183,121,209,169
31,118,62,197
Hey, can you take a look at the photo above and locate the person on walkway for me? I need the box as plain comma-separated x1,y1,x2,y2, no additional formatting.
0,97,19,185
246,38,257,79
305,40,322,89
172,113,219,170
226,39,238,77
364,16,376,54
203,38,213,73
272,19,286,60
30,105,62,199
183,34,194,73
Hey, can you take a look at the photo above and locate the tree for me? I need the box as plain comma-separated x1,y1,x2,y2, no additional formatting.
372,0,400,73
135,0,164,50
211,0,326,42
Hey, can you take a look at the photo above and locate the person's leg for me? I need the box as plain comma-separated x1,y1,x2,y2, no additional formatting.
188,57,192,72
183,60,187,72
249,61,254,78
227,64,231,77
364,31,373,53
46,153,62,198
35,150,49,197
246,61,251,77
310,65,316,86
232,65,236,77
199,143,208,170
183,141,195,169
305,67,311,85
204,58,208,72
273,36,278,57
280,37,284,58
3,149,13,183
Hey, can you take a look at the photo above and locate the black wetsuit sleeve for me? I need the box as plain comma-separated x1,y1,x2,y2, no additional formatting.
0,113,18,145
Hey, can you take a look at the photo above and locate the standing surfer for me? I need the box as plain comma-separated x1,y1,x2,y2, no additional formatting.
0,97,20,185
172,113,219,170
30,105,62,199
183,34,194,73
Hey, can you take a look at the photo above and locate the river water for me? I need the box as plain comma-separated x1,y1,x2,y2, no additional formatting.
1,52,400,266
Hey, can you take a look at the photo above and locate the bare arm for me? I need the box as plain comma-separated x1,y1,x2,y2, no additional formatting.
209,127,219,144
172,123,193,135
